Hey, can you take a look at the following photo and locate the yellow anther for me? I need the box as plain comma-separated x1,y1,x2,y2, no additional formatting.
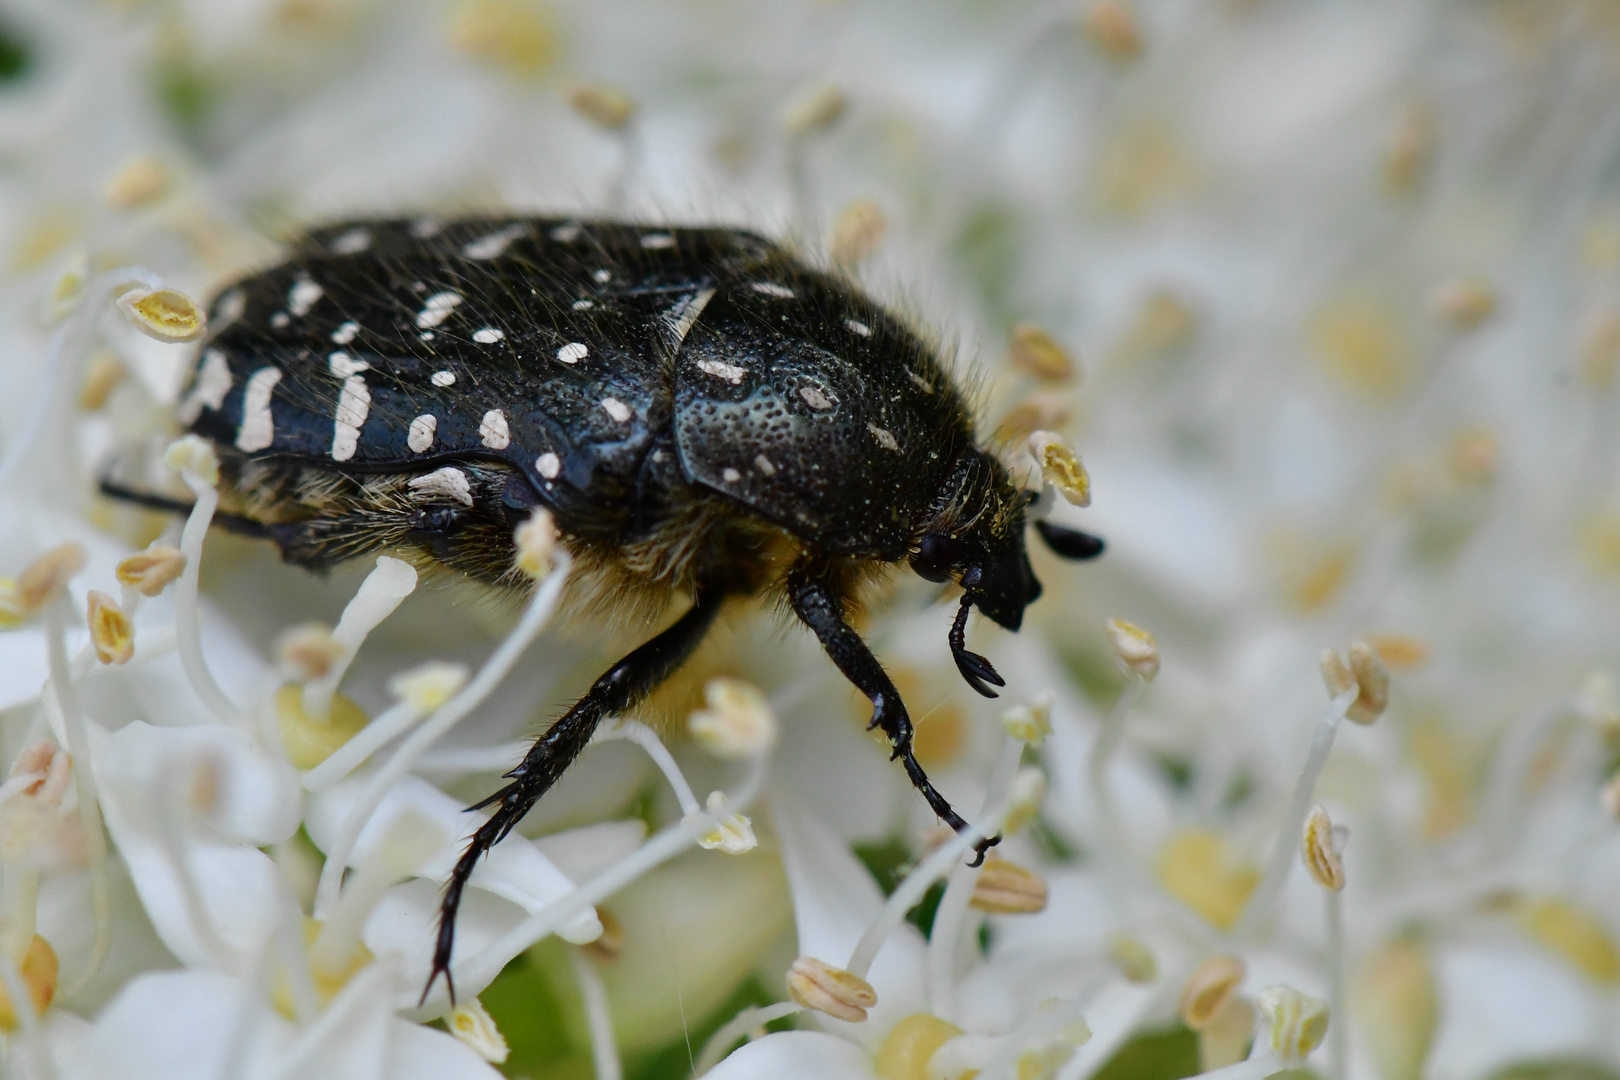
275,622,344,683
1256,984,1329,1063
87,590,134,665
1081,0,1143,62
1199,995,1257,1070
693,792,756,855
104,155,171,209
969,856,1048,914
1155,829,1260,931
566,82,635,130
1352,940,1437,1080
1179,954,1246,1031
1580,306,1620,390
786,956,877,1023
0,935,57,1031
873,1013,964,1080
688,678,778,759
275,685,369,771
449,997,510,1064
447,0,558,76
830,199,888,268
781,84,847,136
514,508,558,579
388,660,469,714
1104,618,1158,681
1513,896,1620,985
1429,278,1499,330
78,351,126,411
1008,324,1077,382
1363,633,1430,670
116,546,187,598
45,252,88,323
1300,805,1344,891
117,286,206,343
1106,933,1157,983
1320,641,1389,724
995,394,1072,445
1383,103,1436,194
164,434,219,485
0,545,87,626
1028,431,1091,507
1000,694,1053,746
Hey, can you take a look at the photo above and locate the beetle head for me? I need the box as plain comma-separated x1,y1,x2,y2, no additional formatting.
911,450,1105,698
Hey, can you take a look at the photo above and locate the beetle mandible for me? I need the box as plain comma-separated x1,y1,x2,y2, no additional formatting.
103,216,1104,1000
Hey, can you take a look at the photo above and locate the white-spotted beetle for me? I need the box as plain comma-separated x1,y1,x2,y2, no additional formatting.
102,216,1104,1000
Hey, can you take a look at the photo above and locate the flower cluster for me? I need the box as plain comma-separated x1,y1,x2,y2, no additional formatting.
0,2,1617,1080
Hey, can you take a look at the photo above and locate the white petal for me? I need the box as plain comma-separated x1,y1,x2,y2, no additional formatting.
307,774,600,944
86,970,296,1080
532,818,647,881
703,1031,876,1080
364,878,527,1014
385,1017,506,1080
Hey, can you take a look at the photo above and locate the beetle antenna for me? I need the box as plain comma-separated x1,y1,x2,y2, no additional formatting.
949,593,1006,698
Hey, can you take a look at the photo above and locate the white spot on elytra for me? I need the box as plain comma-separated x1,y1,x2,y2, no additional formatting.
696,358,745,384
287,278,324,317
592,269,611,284
178,348,232,423
557,342,588,364
479,409,510,450
408,466,473,507
328,351,370,377
572,299,594,311
754,454,777,476
270,312,290,328
462,223,528,260
551,223,582,242
601,397,631,423
472,327,506,344
419,332,435,342
330,228,372,255
868,423,899,451
235,366,282,452
846,318,871,337
431,370,456,387
799,386,834,411
214,289,245,328
331,321,360,344
722,467,741,483
640,233,675,249
908,370,932,392
410,218,441,238
408,414,437,453
751,282,795,299
331,375,371,461
537,452,560,479
664,287,716,348
415,291,462,329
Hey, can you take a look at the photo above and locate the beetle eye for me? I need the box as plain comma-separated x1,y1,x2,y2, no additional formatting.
1035,520,1106,561
911,534,965,583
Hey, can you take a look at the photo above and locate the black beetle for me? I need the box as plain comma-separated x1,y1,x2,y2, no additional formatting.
103,216,1103,999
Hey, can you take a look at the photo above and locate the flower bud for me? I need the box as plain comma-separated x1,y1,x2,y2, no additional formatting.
118,286,206,343
786,956,877,1022
688,678,778,759
116,546,186,597
1105,618,1159,681
87,590,134,665
1029,431,1091,507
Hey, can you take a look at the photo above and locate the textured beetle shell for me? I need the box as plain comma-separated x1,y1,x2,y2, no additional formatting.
182,217,977,558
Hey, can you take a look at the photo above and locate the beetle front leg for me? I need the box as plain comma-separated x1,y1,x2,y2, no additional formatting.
786,566,999,863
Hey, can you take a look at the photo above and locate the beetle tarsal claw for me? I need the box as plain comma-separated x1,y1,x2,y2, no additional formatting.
949,595,1005,698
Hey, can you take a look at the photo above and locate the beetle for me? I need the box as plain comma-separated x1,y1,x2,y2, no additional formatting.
102,216,1104,999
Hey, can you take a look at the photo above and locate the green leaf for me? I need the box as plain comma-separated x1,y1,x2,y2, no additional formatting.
624,976,794,1080
1487,1061,1620,1080
1091,1025,1201,1080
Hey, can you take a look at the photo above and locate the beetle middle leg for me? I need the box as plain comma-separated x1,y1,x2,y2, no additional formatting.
426,582,729,1003
786,565,1000,863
